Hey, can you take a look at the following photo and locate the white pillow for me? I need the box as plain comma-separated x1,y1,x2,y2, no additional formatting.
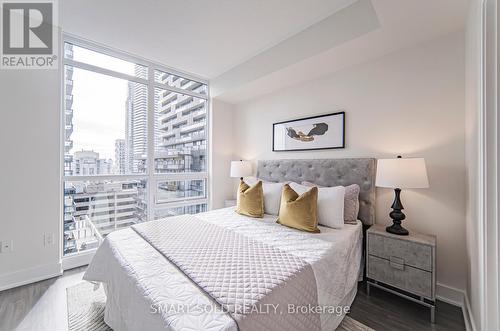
289,182,345,229
245,178,283,215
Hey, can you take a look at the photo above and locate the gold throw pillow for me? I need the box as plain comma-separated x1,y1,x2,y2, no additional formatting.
236,180,264,218
277,184,319,233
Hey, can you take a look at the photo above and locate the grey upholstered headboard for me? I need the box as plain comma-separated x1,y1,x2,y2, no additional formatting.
256,158,376,225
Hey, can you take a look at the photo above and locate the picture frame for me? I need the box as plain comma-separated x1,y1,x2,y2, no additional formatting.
272,111,345,152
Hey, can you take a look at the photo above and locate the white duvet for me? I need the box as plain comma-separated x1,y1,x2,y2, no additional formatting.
84,207,362,331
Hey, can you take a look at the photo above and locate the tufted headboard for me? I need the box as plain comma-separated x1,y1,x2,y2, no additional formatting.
256,158,376,225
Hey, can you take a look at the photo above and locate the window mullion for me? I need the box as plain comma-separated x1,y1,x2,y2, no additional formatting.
147,66,156,221
154,172,208,181
64,59,148,85
63,174,148,181
155,198,209,210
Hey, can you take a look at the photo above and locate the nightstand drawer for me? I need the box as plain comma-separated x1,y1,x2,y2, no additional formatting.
368,233,432,271
368,255,432,298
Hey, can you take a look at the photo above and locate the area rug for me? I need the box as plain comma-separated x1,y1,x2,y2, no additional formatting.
66,282,374,331
66,281,111,331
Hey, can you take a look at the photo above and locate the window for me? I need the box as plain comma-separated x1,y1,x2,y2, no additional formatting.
156,179,207,204
154,88,207,174
63,37,209,258
63,179,147,255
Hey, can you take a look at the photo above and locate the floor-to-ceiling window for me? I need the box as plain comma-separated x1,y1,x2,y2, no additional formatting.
62,36,209,258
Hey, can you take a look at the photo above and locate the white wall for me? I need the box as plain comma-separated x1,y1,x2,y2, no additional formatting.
0,66,62,289
210,99,236,209
229,32,467,294
464,0,482,329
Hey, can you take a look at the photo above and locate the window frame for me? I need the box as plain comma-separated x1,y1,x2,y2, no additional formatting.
61,34,210,267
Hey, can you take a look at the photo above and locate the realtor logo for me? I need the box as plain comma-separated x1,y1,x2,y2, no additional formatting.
1,0,58,69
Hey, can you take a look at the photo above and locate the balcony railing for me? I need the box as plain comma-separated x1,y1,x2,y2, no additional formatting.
66,82,73,95
65,140,73,151
161,132,205,147
65,124,73,139
65,94,73,109
65,108,73,122
65,49,74,58
158,110,176,123
180,121,204,134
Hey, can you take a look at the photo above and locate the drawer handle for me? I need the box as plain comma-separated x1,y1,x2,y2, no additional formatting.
389,261,404,270
389,256,405,270
390,256,404,264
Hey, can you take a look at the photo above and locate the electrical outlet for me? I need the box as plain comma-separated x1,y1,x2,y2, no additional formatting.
44,233,54,247
0,240,14,253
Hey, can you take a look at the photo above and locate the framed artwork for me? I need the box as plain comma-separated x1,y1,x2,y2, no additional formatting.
272,111,345,151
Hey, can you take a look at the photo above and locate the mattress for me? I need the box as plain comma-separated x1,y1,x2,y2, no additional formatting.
84,207,363,331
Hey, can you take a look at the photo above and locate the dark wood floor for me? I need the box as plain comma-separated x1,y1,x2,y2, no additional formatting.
350,282,466,331
0,269,466,331
0,267,86,331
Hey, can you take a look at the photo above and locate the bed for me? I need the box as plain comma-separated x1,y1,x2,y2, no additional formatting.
84,158,376,331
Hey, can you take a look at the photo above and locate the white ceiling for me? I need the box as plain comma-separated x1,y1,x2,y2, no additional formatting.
61,0,471,103
61,0,356,79
213,0,471,102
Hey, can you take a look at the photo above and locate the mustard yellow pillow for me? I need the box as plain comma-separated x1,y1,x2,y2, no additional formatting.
277,184,319,233
236,180,264,218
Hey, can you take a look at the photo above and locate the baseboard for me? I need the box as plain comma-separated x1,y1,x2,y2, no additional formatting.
436,282,464,306
436,283,477,331
0,262,62,292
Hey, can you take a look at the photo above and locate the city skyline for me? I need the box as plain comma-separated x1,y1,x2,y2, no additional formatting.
70,44,136,162
66,44,209,175
63,43,209,255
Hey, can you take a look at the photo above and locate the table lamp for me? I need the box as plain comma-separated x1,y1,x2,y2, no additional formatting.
230,160,252,180
376,156,429,235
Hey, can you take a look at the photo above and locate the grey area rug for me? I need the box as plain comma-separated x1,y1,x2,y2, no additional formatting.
66,282,111,331
66,282,374,331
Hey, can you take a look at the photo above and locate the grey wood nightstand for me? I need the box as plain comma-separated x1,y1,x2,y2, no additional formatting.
366,224,436,323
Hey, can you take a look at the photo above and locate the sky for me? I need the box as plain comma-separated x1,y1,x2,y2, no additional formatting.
70,45,145,161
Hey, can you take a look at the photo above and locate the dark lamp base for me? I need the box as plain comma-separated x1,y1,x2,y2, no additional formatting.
386,223,409,236
386,188,410,236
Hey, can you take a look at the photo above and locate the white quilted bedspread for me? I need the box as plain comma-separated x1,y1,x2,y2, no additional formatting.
132,215,321,331
84,207,362,331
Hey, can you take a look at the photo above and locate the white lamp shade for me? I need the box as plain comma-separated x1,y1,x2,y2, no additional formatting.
376,158,429,189
230,161,253,178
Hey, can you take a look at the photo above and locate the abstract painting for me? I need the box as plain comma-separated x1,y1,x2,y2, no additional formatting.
273,111,345,151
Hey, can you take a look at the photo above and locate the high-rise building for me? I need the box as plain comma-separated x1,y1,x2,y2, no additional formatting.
125,66,148,173
64,64,151,256
154,72,207,173
152,72,208,210
99,158,113,175
115,139,126,174
72,150,113,176
63,180,147,255
124,69,207,174
64,149,144,255
64,65,209,256
64,43,74,175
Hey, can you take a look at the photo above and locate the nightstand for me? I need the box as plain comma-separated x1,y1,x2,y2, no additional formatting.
224,199,237,207
366,224,436,323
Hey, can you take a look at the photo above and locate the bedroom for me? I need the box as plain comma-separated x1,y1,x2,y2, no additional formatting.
0,0,497,330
